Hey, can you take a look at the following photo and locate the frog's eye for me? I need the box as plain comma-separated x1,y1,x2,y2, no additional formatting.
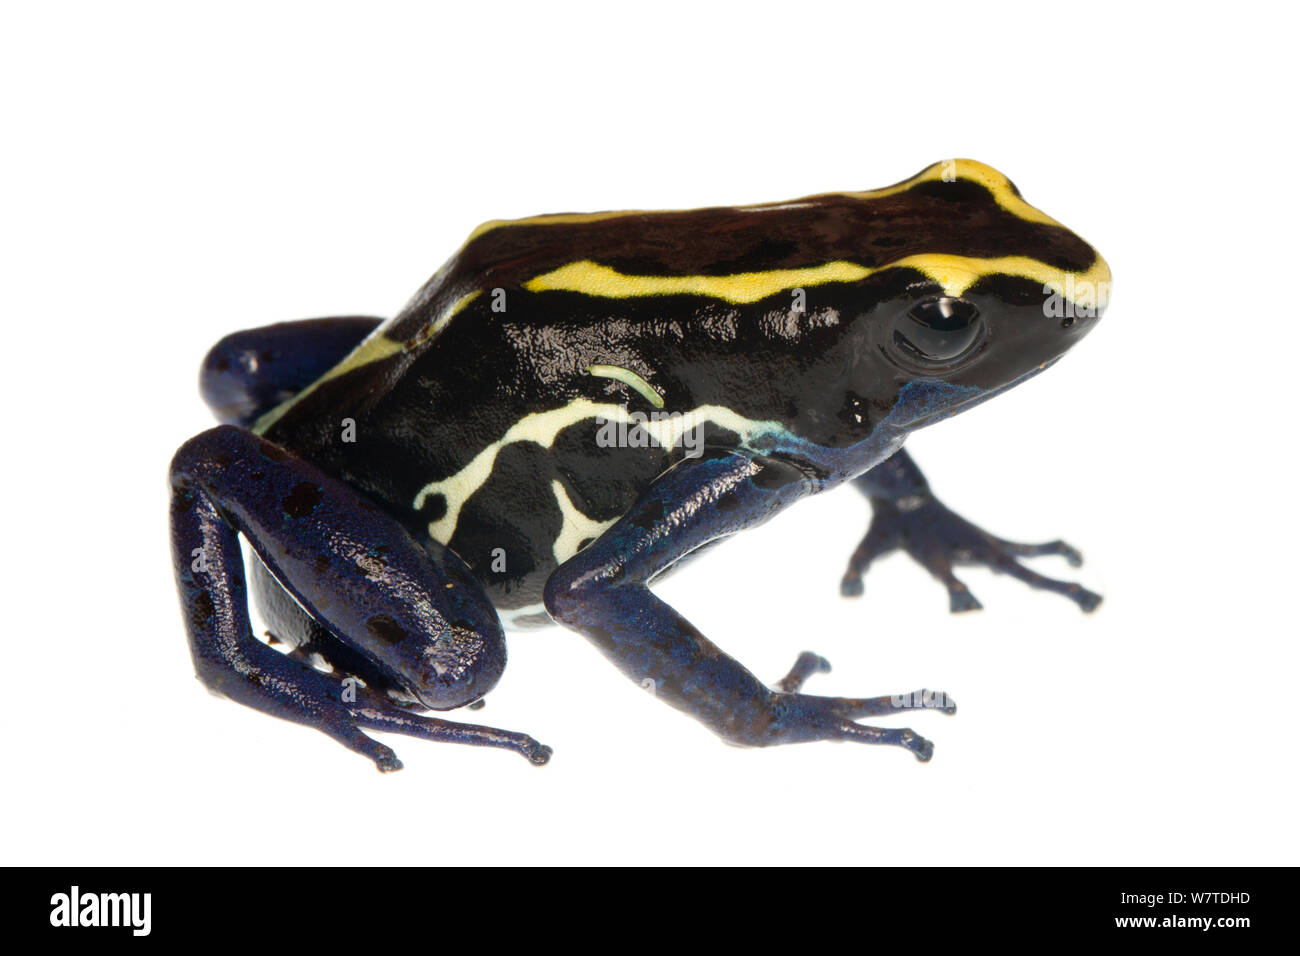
893,297,983,365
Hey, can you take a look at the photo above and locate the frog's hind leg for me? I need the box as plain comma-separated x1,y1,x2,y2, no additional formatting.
840,448,1102,613
200,316,382,426
169,424,551,770
249,558,425,711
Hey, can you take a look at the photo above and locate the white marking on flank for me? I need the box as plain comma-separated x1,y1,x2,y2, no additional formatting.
550,480,617,564
412,398,779,544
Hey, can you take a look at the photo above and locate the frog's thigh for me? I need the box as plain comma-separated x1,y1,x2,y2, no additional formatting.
543,450,947,758
200,316,383,425
170,424,550,768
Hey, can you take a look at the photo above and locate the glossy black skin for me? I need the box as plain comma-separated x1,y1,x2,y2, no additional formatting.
170,164,1107,769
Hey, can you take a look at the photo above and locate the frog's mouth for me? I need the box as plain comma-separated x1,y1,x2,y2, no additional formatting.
900,358,1059,430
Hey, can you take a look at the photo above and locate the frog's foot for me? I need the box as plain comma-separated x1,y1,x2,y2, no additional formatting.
219,641,552,771
766,687,957,761
840,494,1101,614
349,692,552,767
769,657,954,761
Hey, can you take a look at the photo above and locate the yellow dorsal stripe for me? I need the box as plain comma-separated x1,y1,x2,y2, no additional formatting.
405,289,482,350
839,159,1062,227
252,290,482,435
252,330,404,434
524,253,1112,311
465,159,1053,243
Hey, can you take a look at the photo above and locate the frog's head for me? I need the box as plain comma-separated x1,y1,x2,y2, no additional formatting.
853,159,1111,431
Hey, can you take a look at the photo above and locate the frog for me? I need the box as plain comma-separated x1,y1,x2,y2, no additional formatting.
169,159,1110,771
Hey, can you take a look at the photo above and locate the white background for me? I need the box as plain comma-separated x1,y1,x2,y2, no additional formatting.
3,2,1296,866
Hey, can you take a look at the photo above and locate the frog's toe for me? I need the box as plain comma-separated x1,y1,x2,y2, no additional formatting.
349,731,404,772
995,536,1085,568
908,733,935,763
914,689,958,715
988,553,1103,613
833,720,935,761
907,551,985,614
840,520,898,599
947,580,983,613
822,686,956,721
347,696,554,768
525,742,554,766
375,753,404,773
775,651,833,693
1075,588,1103,613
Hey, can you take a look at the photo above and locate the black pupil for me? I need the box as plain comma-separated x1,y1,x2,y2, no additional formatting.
895,297,981,362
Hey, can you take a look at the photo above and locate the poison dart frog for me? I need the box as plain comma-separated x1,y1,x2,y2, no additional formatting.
170,159,1110,770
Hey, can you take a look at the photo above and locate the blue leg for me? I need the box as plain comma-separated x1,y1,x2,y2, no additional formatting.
249,558,424,711
544,450,954,761
840,449,1101,613
169,424,551,770
200,316,382,426
252,556,492,712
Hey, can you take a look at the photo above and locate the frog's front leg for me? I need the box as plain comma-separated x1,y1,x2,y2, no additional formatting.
169,424,551,770
839,448,1101,613
543,450,954,760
